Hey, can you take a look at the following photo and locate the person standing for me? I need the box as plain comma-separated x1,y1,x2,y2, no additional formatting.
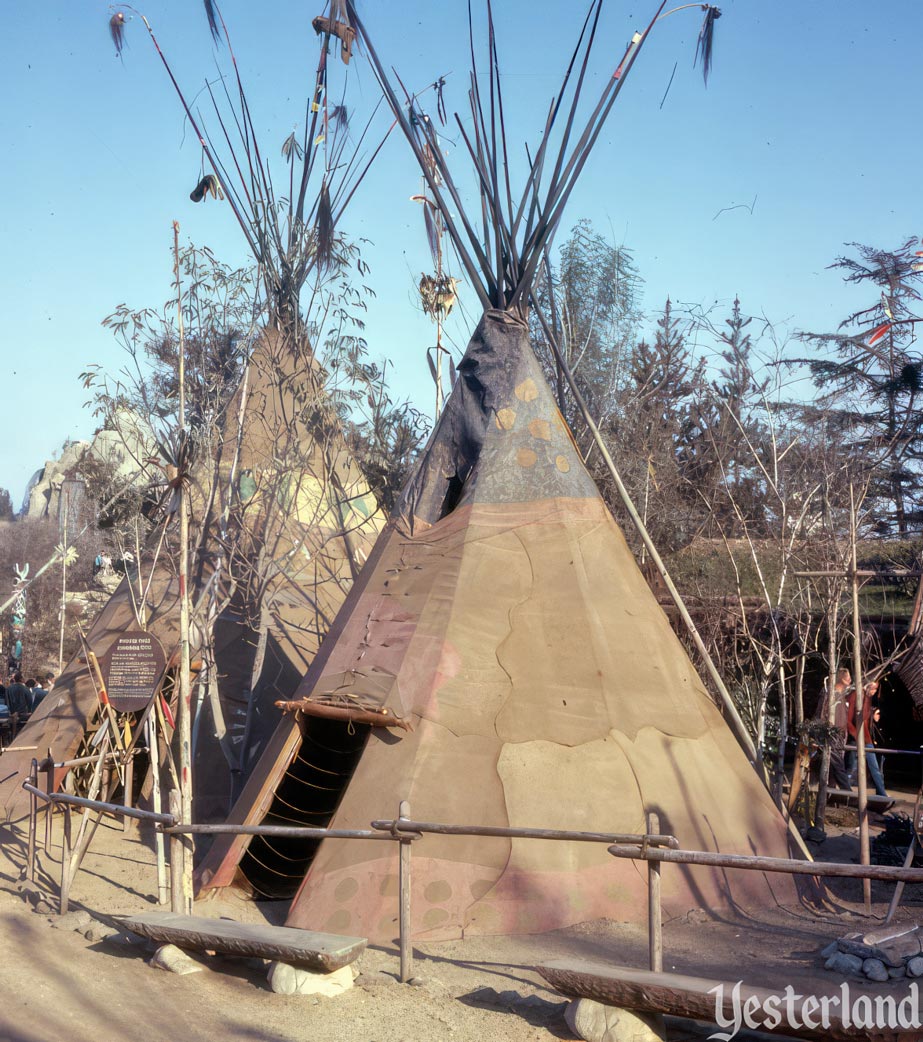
5,673,32,734
827,667,853,791
847,679,888,798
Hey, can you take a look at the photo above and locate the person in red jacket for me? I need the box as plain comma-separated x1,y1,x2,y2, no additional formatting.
847,679,887,797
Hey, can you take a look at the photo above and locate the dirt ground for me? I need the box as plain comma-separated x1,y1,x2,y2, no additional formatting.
0,791,921,1042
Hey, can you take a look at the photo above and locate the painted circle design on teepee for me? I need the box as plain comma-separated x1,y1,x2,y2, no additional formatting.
335,876,359,902
325,909,352,932
495,407,517,430
423,907,450,929
517,448,537,468
469,878,496,900
424,880,453,903
555,455,571,473
514,378,539,402
528,418,551,441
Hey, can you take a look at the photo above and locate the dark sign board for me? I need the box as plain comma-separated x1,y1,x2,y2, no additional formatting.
100,631,168,712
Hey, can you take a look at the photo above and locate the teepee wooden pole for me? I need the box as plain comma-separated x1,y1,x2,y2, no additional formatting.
850,484,871,912
534,307,757,764
173,221,194,916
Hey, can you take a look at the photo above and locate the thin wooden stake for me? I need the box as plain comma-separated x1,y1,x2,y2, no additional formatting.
59,804,72,915
398,799,412,983
147,713,168,905
850,484,871,912
27,760,37,885
44,750,54,855
173,221,195,914
169,788,185,914
647,811,662,973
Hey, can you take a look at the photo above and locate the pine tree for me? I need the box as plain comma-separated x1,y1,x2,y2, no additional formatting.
800,239,923,535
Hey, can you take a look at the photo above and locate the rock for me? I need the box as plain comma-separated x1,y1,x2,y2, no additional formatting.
565,999,665,1042
907,956,923,978
863,958,889,982
514,994,568,1022
267,962,354,997
83,924,120,944
33,899,55,915
825,952,864,976
51,911,92,931
149,944,204,975
889,965,907,979
820,941,839,958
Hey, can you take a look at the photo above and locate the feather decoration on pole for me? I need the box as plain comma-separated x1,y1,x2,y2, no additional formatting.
694,5,720,85
203,0,221,45
109,11,127,56
317,179,334,269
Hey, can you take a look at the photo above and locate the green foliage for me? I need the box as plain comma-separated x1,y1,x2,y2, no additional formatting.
799,239,923,536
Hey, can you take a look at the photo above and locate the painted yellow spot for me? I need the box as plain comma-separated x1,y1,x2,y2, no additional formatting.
515,378,538,402
555,454,571,473
423,907,450,929
334,877,359,902
517,448,537,468
528,418,551,441
424,880,453,904
495,407,517,430
325,909,352,932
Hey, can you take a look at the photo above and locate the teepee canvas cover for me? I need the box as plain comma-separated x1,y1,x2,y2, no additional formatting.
200,0,805,939
199,307,801,939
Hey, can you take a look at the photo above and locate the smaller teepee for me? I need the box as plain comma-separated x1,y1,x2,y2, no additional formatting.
198,0,805,940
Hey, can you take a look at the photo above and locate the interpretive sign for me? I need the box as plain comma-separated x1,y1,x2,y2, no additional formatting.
99,630,168,712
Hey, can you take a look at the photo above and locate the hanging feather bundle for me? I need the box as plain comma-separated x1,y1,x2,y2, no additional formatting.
204,0,222,45
330,104,349,130
146,430,199,519
317,180,334,269
419,274,458,322
189,173,224,203
434,76,448,127
423,203,442,270
694,6,721,86
312,14,356,65
109,11,127,57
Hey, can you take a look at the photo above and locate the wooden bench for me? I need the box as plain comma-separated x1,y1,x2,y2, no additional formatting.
826,787,895,812
538,959,913,1041
117,912,366,973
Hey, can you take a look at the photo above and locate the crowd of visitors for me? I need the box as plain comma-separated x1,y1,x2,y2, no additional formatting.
0,668,54,740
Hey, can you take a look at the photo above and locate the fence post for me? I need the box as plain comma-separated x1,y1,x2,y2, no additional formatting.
398,799,413,983
169,789,184,913
59,803,73,915
43,752,54,855
27,759,37,885
647,811,662,973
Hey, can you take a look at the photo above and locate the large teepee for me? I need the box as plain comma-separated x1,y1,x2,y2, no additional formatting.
197,1,806,940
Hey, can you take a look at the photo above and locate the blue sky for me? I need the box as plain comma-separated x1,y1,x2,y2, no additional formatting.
1,1,921,507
